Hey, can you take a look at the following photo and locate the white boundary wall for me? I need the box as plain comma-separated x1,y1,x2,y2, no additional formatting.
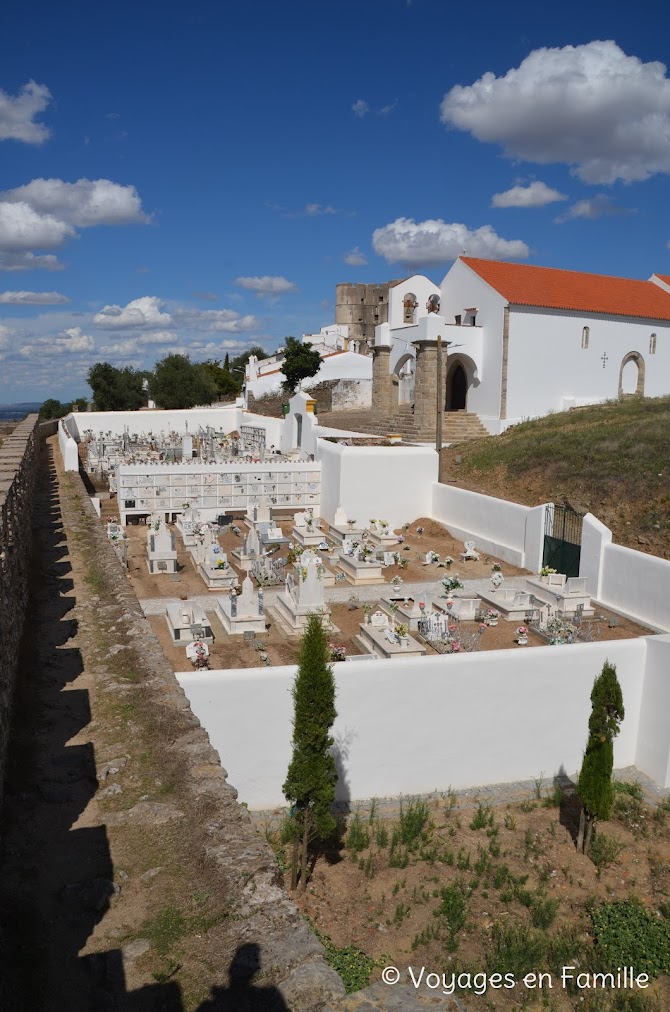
58,419,79,471
177,636,670,810
431,483,547,570
599,544,670,632
64,406,241,440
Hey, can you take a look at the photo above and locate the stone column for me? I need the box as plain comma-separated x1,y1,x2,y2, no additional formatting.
371,346,395,417
413,340,448,433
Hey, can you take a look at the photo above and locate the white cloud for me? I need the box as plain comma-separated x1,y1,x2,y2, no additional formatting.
440,40,670,184
0,324,11,351
372,217,529,266
234,275,298,298
0,81,51,144
19,326,94,357
555,193,628,222
379,99,398,116
0,290,69,305
173,308,260,332
0,178,149,226
93,296,172,329
0,202,76,250
0,251,65,271
352,99,369,118
343,246,368,266
100,338,138,356
491,181,567,208
305,204,337,216
138,330,179,344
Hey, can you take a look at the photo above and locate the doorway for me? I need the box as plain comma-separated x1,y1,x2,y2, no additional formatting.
446,362,467,411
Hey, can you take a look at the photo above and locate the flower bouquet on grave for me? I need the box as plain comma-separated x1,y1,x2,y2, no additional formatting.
379,519,389,532
329,643,347,662
396,534,405,544
441,574,464,594
515,625,528,645
395,622,409,645
427,550,440,564
416,526,424,537
391,575,404,589
491,562,502,573
362,602,373,623
486,608,500,626
231,525,242,536
216,559,229,570
402,522,410,533
182,501,191,510
490,571,504,590
444,555,454,569
540,566,557,579
450,641,462,654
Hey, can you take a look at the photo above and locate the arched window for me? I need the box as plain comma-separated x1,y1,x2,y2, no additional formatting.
403,293,417,324
650,333,657,354
581,326,590,349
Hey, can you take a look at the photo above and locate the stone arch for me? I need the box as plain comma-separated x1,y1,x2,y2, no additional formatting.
394,352,416,404
618,351,645,398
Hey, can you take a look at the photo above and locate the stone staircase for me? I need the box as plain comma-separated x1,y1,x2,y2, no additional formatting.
316,406,489,444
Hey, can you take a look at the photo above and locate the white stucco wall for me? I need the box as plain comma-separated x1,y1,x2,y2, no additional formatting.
440,259,506,428
58,419,79,471
247,350,372,401
387,275,441,329
431,483,547,569
505,308,670,425
635,635,670,787
178,636,651,809
65,406,241,440
316,439,438,528
579,513,613,598
599,543,670,632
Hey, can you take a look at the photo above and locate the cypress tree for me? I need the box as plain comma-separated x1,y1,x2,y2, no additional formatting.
283,615,338,891
576,660,625,854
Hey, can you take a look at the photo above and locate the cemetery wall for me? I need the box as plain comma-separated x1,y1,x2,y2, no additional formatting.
177,636,660,810
316,438,437,527
58,419,79,471
0,414,39,803
64,405,241,441
431,482,547,570
599,542,670,632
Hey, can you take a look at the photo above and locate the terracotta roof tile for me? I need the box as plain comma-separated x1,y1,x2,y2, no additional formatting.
655,274,670,285
461,257,670,322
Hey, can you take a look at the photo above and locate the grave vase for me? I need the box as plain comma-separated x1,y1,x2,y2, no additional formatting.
517,635,528,645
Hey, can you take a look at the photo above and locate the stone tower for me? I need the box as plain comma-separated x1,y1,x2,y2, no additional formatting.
335,280,405,352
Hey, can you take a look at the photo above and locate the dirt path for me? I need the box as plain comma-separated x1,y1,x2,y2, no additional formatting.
0,439,344,1010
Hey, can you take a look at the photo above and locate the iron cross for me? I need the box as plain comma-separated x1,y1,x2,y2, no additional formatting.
601,352,608,369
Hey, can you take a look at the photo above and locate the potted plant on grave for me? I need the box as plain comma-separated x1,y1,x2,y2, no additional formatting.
379,519,389,532
540,566,557,581
444,555,454,569
486,608,500,627
491,563,502,574
395,622,410,647
516,625,528,645
347,519,357,529
216,558,229,570
490,571,504,591
427,550,440,564
391,575,403,590
441,574,464,595
362,602,373,624
329,643,347,662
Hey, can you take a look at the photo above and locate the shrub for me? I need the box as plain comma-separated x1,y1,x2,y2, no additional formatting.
346,813,370,854
590,899,670,977
589,832,625,875
434,880,469,951
530,895,560,929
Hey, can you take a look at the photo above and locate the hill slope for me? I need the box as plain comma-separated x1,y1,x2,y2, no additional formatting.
441,395,670,559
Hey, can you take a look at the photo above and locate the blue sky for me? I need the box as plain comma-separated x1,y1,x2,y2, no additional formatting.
1,0,669,403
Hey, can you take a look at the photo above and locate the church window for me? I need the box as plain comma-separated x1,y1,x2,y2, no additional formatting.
581,326,590,349
650,333,657,354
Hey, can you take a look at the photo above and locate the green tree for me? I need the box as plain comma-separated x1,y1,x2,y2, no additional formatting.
197,359,241,400
150,354,218,409
87,362,149,410
39,398,68,420
229,345,269,374
576,660,625,854
283,615,338,891
281,336,321,395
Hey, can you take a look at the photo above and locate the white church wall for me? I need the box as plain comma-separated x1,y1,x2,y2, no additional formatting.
431,482,546,568
316,439,437,528
505,308,670,425
387,275,441,329
177,636,650,809
440,260,506,428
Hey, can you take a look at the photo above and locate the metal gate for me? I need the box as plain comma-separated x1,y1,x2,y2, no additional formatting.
542,505,583,577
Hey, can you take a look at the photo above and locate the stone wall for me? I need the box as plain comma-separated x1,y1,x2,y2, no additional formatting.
0,415,40,805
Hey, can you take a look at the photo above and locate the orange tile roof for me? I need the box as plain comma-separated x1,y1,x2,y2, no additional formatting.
460,257,670,322
654,274,670,285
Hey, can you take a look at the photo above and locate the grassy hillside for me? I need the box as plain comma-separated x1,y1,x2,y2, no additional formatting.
441,395,670,559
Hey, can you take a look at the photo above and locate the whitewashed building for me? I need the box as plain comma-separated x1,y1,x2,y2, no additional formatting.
437,257,670,433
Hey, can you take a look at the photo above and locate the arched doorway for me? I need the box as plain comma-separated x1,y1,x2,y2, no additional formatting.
446,361,467,411
618,352,645,398
294,413,303,448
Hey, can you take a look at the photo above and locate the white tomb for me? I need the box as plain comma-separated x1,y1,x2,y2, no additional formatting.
197,543,239,592
146,522,178,575
269,550,333,634
176,507,200,547
525,574,594,617
232,524,261,564
245,498,272,526
327,506,364,547
357,611,427,659
292,510,324,548
165,602,213,645
433,596,480,622
337,553,385,586
379,595,426,631
214,573,267,636
366,519,399,550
